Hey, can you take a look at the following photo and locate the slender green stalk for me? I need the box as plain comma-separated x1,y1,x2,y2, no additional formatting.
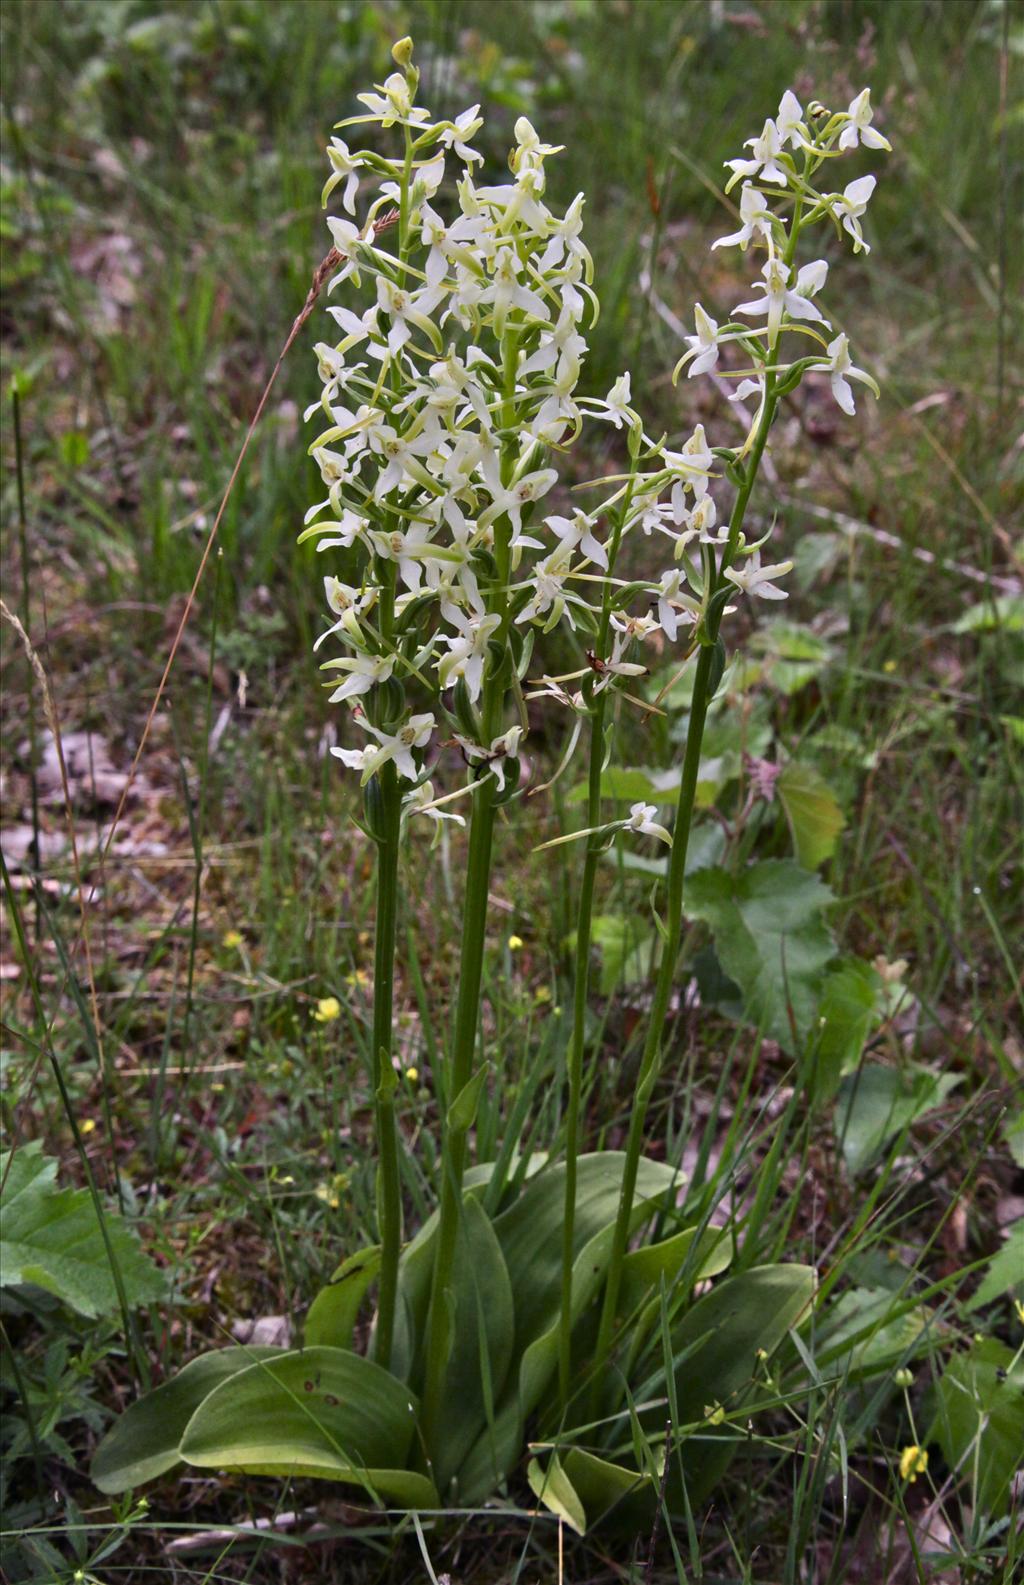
557,730,604,1409
420,327,519,1452
557,497,630,1413
11,383,41,940
591,382,780,1390
419,776,497,1447
371,758,403,1368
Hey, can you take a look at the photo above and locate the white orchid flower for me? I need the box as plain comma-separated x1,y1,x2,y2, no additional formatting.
323,651,396,703
403,779,467,828
833,175,876,253
438,105,484,164
546,510,608,569
723,549,793,601
454,726,524,792
356,70,431,129
323,138,363,213
655,568,700,642
332,711,435,784
734,256,830,344
726,118,789,188
626,803,672,845
839,89,891,153
713,184,777,251
818,333,879,415
775,90,805,149
437,611,502,700
680,304,727,377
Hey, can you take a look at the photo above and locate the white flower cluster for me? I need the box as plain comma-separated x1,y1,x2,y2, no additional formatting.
678,87,890,418
302,52,890,823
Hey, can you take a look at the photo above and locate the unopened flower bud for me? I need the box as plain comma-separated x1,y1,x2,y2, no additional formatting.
391,35,414,68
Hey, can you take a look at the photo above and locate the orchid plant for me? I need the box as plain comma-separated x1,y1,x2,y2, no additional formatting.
93,46,891,1533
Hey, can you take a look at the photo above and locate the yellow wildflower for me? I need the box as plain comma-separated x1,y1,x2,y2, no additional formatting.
313,996,342,1023
508,935,524,950
80,1118,96,1136
899,1445,928,1483
222,930,243,949
405,1066,419,1082
533,985,552,1004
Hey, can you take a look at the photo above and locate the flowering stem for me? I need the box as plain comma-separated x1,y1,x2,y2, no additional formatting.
419,775,497,1453
591,385,779,1396
370,758,403,1369
557,498,629,1414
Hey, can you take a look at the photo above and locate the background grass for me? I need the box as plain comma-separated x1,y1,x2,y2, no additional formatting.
1,0,1021,1580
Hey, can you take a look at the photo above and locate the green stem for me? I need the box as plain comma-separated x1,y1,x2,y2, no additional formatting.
419,316,522,1455
419,774,497,1451
371,758,403,1369
591,382,780,1394
557,489,631,1413
557,711,605,1409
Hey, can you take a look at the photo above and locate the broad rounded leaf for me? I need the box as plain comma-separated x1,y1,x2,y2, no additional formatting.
179,1346,432,1507
527,1453,586,1535
92,1347,283,1493
305,1246,381,1349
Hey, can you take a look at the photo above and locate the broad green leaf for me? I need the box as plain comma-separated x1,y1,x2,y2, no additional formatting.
620,1224,733,1320
1,1142,165,1319
813,959,882,1102
305,1246,381,1349
92,1347,283,1493
965,1221,1024,1311
429,1197,514,1493
685,861,836,1052
777,761,845,869
835,1063,963,1175
751,620,833,695
494,1153,682,1363
658,1264,816,1503
179,1346,436,1507
561,1446,656,1532
929,1339,1024,1515
527,1453,586,1535
815,1286,934,1378
458,1153,682,1502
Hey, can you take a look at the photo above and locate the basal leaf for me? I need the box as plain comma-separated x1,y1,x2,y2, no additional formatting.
1,1141,166,1319
527,1453,586,1535
179,1346,434,1507
660,1264,816,1503
430,1196,514,1493
92,1347,283,1493
685,861,836,1052
561,1446,656,1532
777,760,845,869
305,1245,381,1349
